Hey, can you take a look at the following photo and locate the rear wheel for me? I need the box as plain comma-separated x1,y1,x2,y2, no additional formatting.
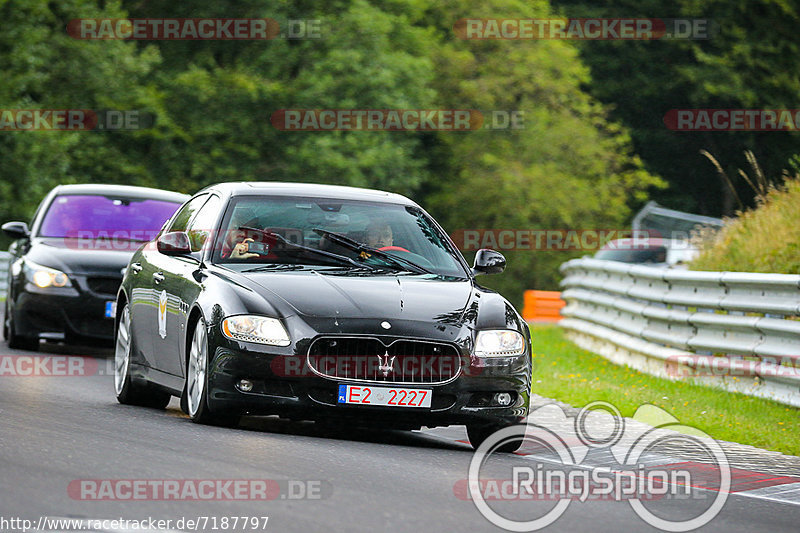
5,301,39,351
467,423,525,453
114,303,171,409
184,317,238,427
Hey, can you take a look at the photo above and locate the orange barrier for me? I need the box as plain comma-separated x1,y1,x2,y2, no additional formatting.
522,290,565,323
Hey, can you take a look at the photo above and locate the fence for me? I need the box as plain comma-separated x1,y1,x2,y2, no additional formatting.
0,251,9,299
559,257,800,407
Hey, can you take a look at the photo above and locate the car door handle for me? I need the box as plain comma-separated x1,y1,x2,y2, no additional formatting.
130,263,143,274
153,272,165,284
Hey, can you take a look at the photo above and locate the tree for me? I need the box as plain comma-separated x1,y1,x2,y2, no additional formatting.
0,0,161,228
550,0,800,216
419,0,662,301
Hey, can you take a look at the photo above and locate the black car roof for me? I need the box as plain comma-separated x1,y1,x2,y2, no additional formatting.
51,184,189,203
200,182,418,206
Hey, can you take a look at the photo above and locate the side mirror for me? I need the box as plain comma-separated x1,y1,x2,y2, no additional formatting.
157,231,191,256
2,221,30,240
472,248,506,275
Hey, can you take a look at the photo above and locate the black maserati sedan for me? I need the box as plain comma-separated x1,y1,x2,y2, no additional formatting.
2,184,188,350
114,182,532,450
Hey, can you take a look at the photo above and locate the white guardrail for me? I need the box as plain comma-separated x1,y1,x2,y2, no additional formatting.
559,257,800,407
0,251,9,298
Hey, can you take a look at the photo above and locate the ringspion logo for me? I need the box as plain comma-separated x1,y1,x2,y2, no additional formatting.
464,402,730,531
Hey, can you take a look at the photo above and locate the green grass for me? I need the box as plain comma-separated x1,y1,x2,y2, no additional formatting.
531,324,800,456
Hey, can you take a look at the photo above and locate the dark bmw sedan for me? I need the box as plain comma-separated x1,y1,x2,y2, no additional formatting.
115,182,531,450
2,184,188,350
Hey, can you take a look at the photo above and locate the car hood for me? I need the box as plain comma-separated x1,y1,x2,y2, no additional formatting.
242,271,474,323
25,238,138,276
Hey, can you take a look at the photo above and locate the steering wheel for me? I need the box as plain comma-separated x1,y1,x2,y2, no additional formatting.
378,245,410,253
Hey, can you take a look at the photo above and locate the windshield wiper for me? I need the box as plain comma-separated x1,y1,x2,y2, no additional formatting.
242,264,308,273
238,227,374,271
312,228,432,275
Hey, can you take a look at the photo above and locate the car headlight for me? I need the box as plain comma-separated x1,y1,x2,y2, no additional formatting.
475,329,525,357
25,261,71,288
221,315,291,346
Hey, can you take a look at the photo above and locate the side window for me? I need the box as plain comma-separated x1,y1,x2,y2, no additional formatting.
167,194,208,233
186,195,222,252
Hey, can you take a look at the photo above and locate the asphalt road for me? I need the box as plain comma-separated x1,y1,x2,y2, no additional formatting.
1,312,799,532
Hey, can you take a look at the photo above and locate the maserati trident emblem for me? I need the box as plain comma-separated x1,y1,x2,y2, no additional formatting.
377,351,396,377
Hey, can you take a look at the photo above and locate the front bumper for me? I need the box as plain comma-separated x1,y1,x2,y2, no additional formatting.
12,279,119,343
205,342,532,430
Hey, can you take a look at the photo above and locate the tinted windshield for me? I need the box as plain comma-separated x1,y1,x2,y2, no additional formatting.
213,196,467,277
595,247,667,263
39,194,182,241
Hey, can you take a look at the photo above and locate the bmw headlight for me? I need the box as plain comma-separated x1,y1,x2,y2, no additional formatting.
475,329,525,357
25,261,71,288
221,315,291,346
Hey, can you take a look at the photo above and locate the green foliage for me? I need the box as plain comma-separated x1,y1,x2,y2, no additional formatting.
691,176,800,273
422,0,662,302
551,0,800,217
0,0,661,303
0,0,161,225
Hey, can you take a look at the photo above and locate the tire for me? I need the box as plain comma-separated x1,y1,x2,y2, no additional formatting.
5,301,39,352
183,316,238,427
467,423,525,453
114,303,171,409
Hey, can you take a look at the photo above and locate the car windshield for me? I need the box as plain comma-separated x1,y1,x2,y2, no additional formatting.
38,194,183,241
595,247,668,264
213,196,468,278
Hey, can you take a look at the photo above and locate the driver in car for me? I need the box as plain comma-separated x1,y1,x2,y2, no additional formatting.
365,221,409,253
365,221,393,249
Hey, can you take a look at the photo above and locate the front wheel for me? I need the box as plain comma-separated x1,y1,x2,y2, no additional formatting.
183,317,238,427
5,301,39,351
114,303,171,409
467,423,525,453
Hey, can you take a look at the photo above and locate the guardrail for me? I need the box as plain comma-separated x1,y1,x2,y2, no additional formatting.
559,257,800,407
0,251,9,299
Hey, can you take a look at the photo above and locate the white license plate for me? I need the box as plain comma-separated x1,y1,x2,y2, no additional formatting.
337,384,432,408
104,301,116,318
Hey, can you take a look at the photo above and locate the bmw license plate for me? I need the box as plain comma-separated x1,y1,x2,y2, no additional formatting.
104,301,117,319
338,384,431,408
